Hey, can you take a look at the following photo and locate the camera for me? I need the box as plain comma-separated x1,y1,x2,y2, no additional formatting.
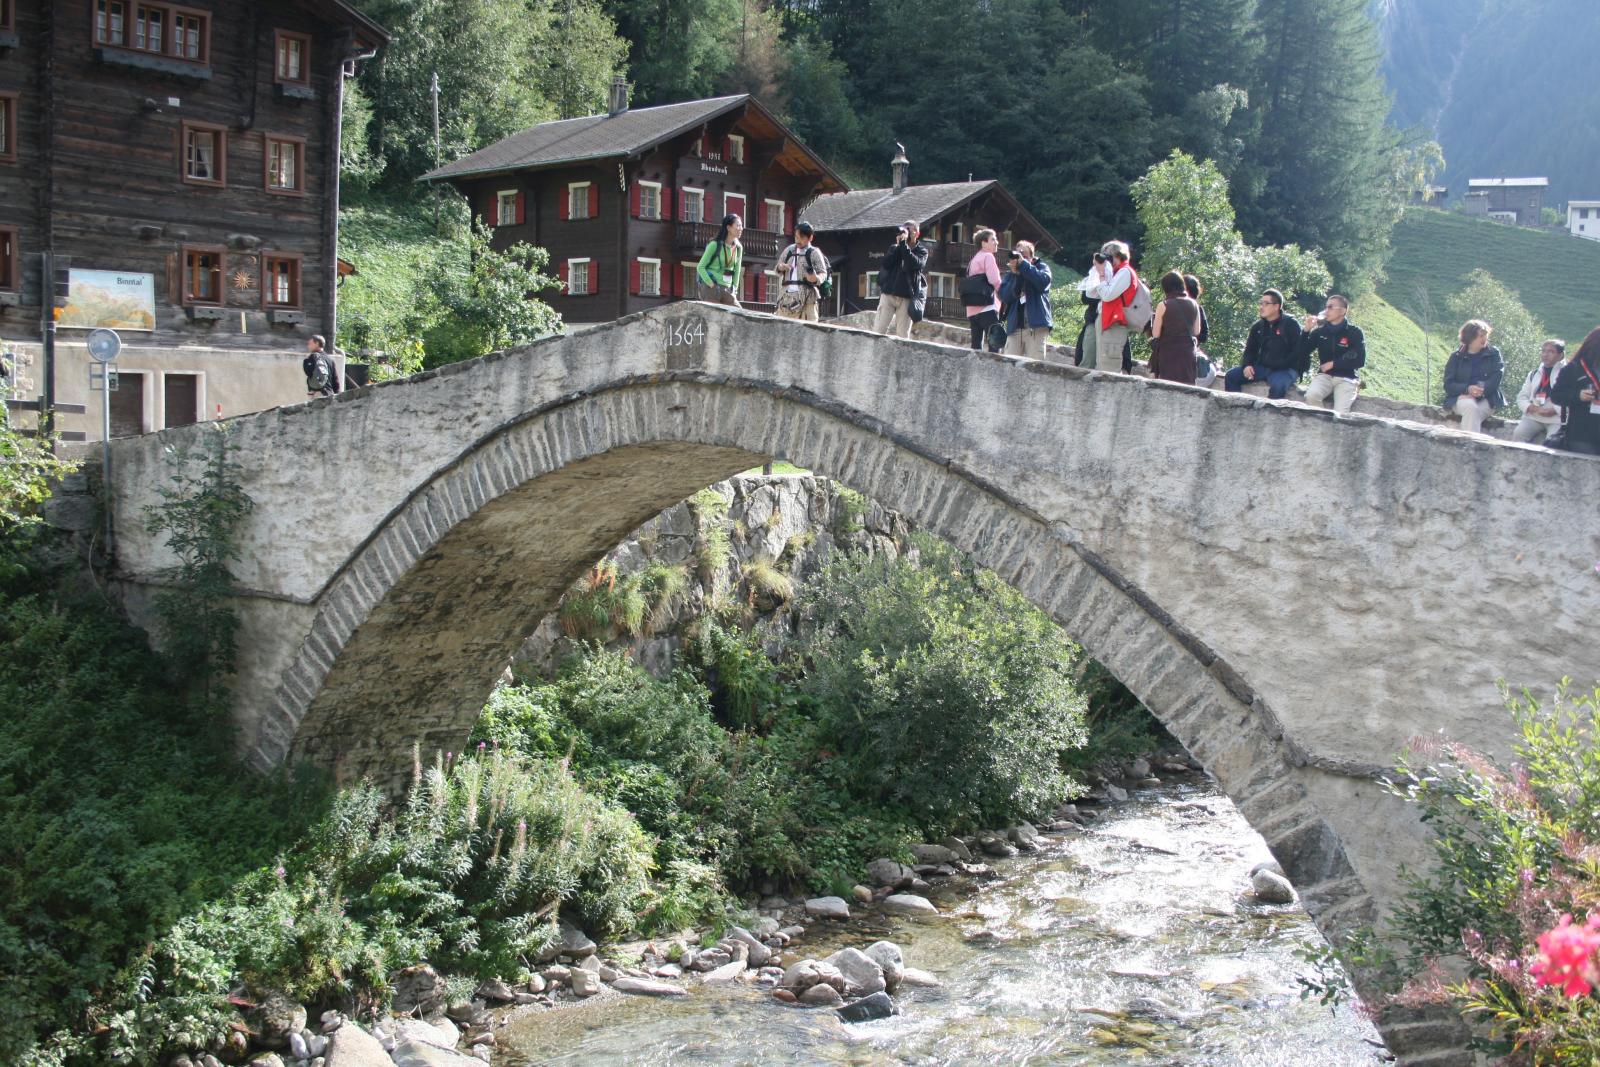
1093,252,1107,264
1009,249,1023,260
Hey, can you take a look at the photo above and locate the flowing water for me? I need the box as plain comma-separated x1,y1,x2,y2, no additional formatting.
499,779,1386,1065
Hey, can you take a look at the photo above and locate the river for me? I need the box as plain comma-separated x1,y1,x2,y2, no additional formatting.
498,778,1386,1065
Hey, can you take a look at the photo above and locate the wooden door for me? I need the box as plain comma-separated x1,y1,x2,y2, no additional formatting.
108,372,145,437
163,373,199,428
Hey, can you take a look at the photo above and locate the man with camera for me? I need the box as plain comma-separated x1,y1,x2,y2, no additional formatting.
873,219,929,338
1224,289,1303,399
1296,295,1365,414
998,240,1052,360
1078,241,1137,371
775,221,829,322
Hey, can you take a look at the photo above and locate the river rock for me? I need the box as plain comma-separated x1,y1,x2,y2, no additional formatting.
652,963,683,978
287,1032,310,1060
702,960,747,983
940,836,974,862
759,895,789,911
390,1036,481,1067
728,926,772,967
524,974,547,994
772,988,797,1003
751,917,782,938
538,918,597,962
475,978,516,1004
798,983,844,1007
690,948,732,971
881,893,938,916
170,1056,195,1067
577,954,603,973
1250,859,1285,879
899,967,942,988
863,941,905,990
1104,783,1130,803
910,843,958,865
1251,869,1296,904
392,965,447,1015
250,991,307,1051
824,948,886,996
852,884,873,903
248,1056,285,1067
805,896,851,920
323,1025,392,1067
865,859,915,887
781,959,846,993
1161,760,1191,774
779,924,806,940
612,977,689,997
978,832,1018,858
444,1000,481,1024
1008,822,1042,850
837,991,899,1023
570,968,602,996
540,964,570,986
395,1018,458,1051
1128,757,1152,778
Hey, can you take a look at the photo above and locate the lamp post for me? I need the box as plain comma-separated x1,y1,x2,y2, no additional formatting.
86,327,122,555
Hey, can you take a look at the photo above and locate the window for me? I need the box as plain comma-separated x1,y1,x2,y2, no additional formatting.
725,192,746,221
1002,229,1014,248
98,3,208,65
182,121,225,186
681,261,697,296
567,181,593,220
763,198,785,233
263,254,302,308
948,222,965,244
929,272,957,300
495,190,518,226
1,0,14,32
865,272,880,299
566,258,592,296
265,134,304,194
681,187,705,224
96,1,127,45
635,257,661,297
0,227,17,292
637,180,662,220
0,93,15,164
764,270,780,301
182,246,224,305
727,135,745,164
275,31,311,85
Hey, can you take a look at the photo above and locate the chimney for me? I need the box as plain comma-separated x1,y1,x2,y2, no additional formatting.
891,142,910,194
607,76,630,117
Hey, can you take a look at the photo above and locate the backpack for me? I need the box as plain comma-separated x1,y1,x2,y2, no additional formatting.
306,352,333,393
1124,271,1154,331
959,267,995,307
788,246,832,299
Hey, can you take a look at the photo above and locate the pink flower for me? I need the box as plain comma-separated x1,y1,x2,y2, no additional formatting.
1530,913,1600,997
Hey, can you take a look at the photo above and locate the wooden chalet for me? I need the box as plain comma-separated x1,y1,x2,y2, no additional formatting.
805,147,1059,323
424,83,849,322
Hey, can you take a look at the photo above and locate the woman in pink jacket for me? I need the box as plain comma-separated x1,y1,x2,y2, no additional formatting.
964,228,1003,351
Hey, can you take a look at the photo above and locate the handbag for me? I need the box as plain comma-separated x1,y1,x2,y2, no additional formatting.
959,270,994,306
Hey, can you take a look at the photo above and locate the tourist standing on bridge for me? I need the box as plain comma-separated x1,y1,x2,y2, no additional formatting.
1297,295,1366,414
962,228,1003,351
1511,339,1567,444
874,219,928,338
696,213,745,307
1550,327,1600,455
999,241,1053,360
1078,241,1138,373
1442,319,1505,435
775,221,829,322
1224,290,1303,398
1148,271,1200,383
303,335,340,398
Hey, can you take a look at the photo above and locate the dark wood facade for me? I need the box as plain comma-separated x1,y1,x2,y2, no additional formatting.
0,1,384,349
436,95,846,323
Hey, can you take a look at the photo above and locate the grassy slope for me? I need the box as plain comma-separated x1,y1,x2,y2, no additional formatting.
1381,208,1600,346
1351,291,1443,407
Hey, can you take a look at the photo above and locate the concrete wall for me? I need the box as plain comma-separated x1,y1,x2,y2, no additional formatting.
103,304,1600,1061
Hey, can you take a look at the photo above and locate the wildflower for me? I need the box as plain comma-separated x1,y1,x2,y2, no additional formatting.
274,865,286,880
1530,913,1600,997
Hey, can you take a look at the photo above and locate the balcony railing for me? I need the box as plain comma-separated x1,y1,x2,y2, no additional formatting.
674,221,782,260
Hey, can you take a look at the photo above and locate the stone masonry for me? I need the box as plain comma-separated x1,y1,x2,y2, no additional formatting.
102,303,1600,1064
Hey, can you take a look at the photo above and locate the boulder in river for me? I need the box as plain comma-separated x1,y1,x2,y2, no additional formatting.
865,859,915,888
863,941,905,991
881,893,938,916
569,968,602,996
1128,757,1152,779
249,990,307,1050
323,1024,392,1067
805,896,852,920
1251,869,1296,904
940,837,974,862
781,959,846,993
910,843,958,865
1249,859,1285,879
701,960,747,984
474,979,516,1004
823,947,886,996
689,948,732,971
837,991,899,1023
1104,784,1130,803
611,977,688,997
798,983,844,1007
727,926,771,967
899,967,942,988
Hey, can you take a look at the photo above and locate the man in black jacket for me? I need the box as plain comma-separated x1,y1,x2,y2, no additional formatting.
1224,290,1304,398
873,219,928,338
1297,294,1366,414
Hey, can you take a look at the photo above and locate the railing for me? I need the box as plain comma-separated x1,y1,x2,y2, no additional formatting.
674,221,782,260
926,296,968,323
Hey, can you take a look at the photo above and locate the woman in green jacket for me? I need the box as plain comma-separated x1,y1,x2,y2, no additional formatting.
696,213,744,306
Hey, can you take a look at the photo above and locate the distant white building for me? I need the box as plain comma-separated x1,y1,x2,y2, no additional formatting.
1465,177,1548,226
1568,200,1600,241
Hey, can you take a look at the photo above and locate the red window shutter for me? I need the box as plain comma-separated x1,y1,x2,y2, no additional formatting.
757,274,766,302
559,189,570,221
483,190,497,226
721,136,731,161
629,182,640,218
678,189,687,221
588,184,599,219
590,260,599,293
558,261,569,292
663,188,674,221
630,259,640,296
515,192,527,225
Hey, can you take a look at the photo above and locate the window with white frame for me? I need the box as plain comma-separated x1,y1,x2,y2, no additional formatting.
567,258,591,295
567,182,592,220
638,180,661,220
948,222,965,244
681,261,698,295
638,257,661,297
764,270,780,300
682,187,705,224
928,223,941,243
727,135,745,164
865,272,880,299
764,198,785,233
930,272,957,300
725,192,746,221
496,190,518,226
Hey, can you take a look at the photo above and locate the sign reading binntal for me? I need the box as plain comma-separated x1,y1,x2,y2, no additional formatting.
58,270,157,332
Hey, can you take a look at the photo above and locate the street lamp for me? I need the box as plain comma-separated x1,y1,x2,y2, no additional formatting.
86,327,122,554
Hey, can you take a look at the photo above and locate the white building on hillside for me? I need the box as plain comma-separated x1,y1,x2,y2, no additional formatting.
1568,200,1600,241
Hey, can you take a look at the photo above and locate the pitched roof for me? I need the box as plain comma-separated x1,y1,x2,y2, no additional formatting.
804,180,1059,251
1467,177,1549,188
301,1,390,48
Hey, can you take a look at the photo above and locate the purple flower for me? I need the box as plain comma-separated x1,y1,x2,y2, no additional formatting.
275,865,286,880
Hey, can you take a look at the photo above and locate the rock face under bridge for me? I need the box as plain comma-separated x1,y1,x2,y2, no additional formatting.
104,304,1599,1063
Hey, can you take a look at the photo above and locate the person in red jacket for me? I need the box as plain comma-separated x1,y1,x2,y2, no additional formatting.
1078,240,1137,372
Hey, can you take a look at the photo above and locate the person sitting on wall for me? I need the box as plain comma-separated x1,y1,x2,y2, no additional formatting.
1442,319,1505,435
1223,289,1304,399
1550,327,1600,455
1296,294,1366,415
696,214,745,308
775,221,829,322
1511,339,1567,445
303,335,341,398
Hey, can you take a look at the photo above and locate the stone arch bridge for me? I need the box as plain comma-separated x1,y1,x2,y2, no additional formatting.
105,305,1597,1061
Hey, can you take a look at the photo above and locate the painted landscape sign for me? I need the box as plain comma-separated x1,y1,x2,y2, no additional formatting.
59,270,157,332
